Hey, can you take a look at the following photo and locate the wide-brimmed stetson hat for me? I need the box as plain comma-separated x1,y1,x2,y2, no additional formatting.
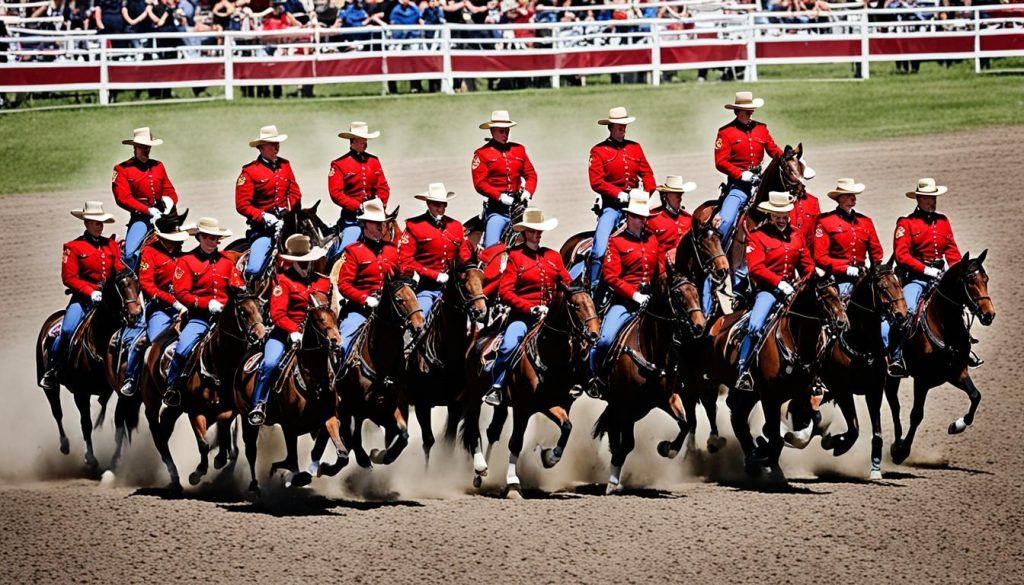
623,189,652,217
357,198,389,223
826,178,866,200
194,217,233,238
70,201,115,224
415,182,456,203
906,177,948,199
758,191,795,214
280,234,326,262
724,91,765,111
154,208,193,242
513,207,558,232
480,110,517,130
122,127,164,147
598,106,636,126
249,125,288,148
339,121,380,140
656,175,697,194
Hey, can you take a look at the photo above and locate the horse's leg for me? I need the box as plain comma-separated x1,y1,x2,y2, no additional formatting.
213,418,234,469
72,391,98,469
241,416,261,495
351,417,372,469
317,416,350,477
504,407,530,498
821,385,859,457
759,396,786,481
892,378,931,465
884,375,905,456
187,413,211,486
280,431,303,487
540,406,572,469
149,404,183,492
680,383,700,455
607,419,637,494
655,392,691,460
702,386,726,452
947,370,982,435
726,389,759,472
866,383,885,480
485,404,509,462
43,382,70,455
371,408,411,465
416,396,435,469
94,390,112,429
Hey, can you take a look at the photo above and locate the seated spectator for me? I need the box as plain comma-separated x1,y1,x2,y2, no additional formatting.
422,0,445,25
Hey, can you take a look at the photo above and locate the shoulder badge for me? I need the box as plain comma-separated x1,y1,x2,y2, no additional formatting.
62,248,70,264
815,226,824,239
329,166,335,177
471,155,481,170
272,284,283,297
895,226,906,239
237,174,246,186
399,232,410,246
174,266,184,280
745,245,753,254
715,137,723,150
111,170,118,183
140,260,149,271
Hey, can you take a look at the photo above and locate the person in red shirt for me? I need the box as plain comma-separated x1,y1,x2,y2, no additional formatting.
472,110,538,248
164,217,240,406
112,127,179,271
587,106,656,290
328,122,391,260
335,198,401,361
735,192,815,391
790,188,821,245
398,182,472,319
235,125,302,282
120,209,192,397
41,202,125,391
812,178,883,297
883,178,963,375
713,92,784,250
249,234,331,426
484,207,568,406
646,175,697,261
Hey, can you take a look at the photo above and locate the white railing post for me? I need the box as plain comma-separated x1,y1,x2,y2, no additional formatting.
224,34,235,101
442,25,455,94
974,7,981,73
550,25,559,89
650,22,661,86
99,39,109,105
860,9,871,79
381,28,389,95
745,10,758,81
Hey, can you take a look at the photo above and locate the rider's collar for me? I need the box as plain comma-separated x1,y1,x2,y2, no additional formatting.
349,149,368,162
766,223,792,240
287,265,310,280
913,207,938,223
837,207,857,222
362,236,384,251
664,203,683,217
82,232,104,246
194,248,220,261
488,139,511,151
258,155,280,170
625,228,644,239
131,156,154,168
428,212,445,225
733,118,757,131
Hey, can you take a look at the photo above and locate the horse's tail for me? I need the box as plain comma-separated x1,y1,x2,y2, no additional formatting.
592,404,613,439
116,392,143,437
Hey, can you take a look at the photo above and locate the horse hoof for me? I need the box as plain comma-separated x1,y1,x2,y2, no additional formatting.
100,470,116,487
891,445,910,465
656,441,679,460
166,481,183,496
472,452,488,475
370,448,387,465
187,470,204,486
540,448,562,469
473,474,483,489
59,437,70,455
505,484,523,499
820,434,836,450
948,417,968,435
84,453,99,469
706,435,726,453
605,481,624,495
289,471,313,488
248,480,260,494
832,437,855,457
869,470,883,481
213,454,229,470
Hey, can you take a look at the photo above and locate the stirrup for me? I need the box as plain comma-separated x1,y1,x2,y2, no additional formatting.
40,368,58,391
735,371,753,392
483,386,503,407
887,357,908,378
163,387,181,407
248,402,267,426
120,377,136,397
585,377,603,400
968,352,984,369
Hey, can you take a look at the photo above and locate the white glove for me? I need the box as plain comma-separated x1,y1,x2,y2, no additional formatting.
846,266,860,278
208,299,224,314
498,194,515,206
289,331,303,345
148,207,162,220
740,171,755,183
923,266,941,279
777,281,794,296
161,196,174,212
90,290,103,303
530,305,549,317
523,190,533,200
617,191,630,204
365,296,379,308
172,301,187,313
435,272,449,285
262,212,281,228
411,272,421,285
631,292,650,305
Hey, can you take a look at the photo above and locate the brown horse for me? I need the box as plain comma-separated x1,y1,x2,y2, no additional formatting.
406,261,488,467
234,291,345,494
35,269,142,469
139,278,266,492
818,260,907,479
591,270,706,493
886,251,995,465
461,281,600,496
310,275,425,470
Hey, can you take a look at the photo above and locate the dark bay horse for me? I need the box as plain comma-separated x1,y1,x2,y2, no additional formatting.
139,278,265,492
886,251,995,464
235,291,345,493
591,271,705,493
818,260,907,479
461,281,600,496
35,269,142,468
406,261,488,467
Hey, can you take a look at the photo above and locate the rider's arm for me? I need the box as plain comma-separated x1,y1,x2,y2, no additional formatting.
812,221,846,273
109,237,126,273
397,226,435,279
156,162,178,206
942,218,962,268
865,218,885,266
62,244,96,296
746,233,781,288
635,145,656,193
139,248,177,305
797,239,815,281
601,240,636,299
372,157,391,207
283,163,302,210
588,147,620,200
270,278,300,334
714,129,745,181
328,160,362,213
173,258,204,309
498,255,534,314
111,165,151,214
893,218,926,274
234,168,263,223
761,125,785,160
336,249,369,304
471,152,503,201
520,148,538,196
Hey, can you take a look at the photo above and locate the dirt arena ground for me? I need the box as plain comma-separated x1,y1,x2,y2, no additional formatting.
0,126,1021,583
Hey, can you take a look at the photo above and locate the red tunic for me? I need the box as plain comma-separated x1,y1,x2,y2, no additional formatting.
498,246,571,315
235,157,302,223
790,192,821,243
112,158,178,215
471,140,538,201
602,229,663,300
893,209,961,275
328,151,390,214
646,206,693,257
714,120,784,181
172,250,244,310
398,213,472,280
480,243,507,298
813,210,884,273
588,138,656,206
61,233,125,297
139,242,179,306
746,224,814,289
335,240,400,304
270,269,332,334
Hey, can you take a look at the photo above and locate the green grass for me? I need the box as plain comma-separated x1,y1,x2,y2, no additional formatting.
1,58,1021,195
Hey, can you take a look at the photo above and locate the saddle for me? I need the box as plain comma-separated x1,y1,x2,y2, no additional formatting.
595,312,665,382
162,323,221,389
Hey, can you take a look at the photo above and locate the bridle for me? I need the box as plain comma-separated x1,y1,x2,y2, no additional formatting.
221,293,264,347
641,276,704,339
382,277,424,332
111,269,142,323
937,264,992,320
452,263,487,322
541,287,599,345
848,267,906,324
689,225,728,284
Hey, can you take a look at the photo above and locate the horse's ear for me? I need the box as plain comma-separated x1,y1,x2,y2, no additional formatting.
885,254,895,269
388,205,401,220
962,251,971,265
310,199,321,213
977,249,987,264
795,142,803,158
784,144,794,158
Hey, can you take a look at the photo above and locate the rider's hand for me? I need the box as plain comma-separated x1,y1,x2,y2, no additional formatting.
777,281,794,296
530,305,549,317
740,171,755,183
522,190,533,200
148,207,162,221
435,272,449,285
208,299,224,314
365,296,380,308
631,291,650,305
262,212,281,228
617,191,630,204
711,215,723,229
173,301,187,313
498,193,515,206
90,290,103,303
289,331,303,345
923,266,941,279
846,266,860,278
161,196,175,212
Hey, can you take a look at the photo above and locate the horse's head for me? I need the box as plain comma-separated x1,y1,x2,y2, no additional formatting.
109,268,143,323
869,257,908,326
560,278,601,345
809,269,849,334
956,250,995,326
306,291,342,352
683,215,729,285
292,200,332,246
667,270,706,337
232,289,266,346
452,260,488,326
383,206,402,245
780,143,808,199
384,273,425,336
